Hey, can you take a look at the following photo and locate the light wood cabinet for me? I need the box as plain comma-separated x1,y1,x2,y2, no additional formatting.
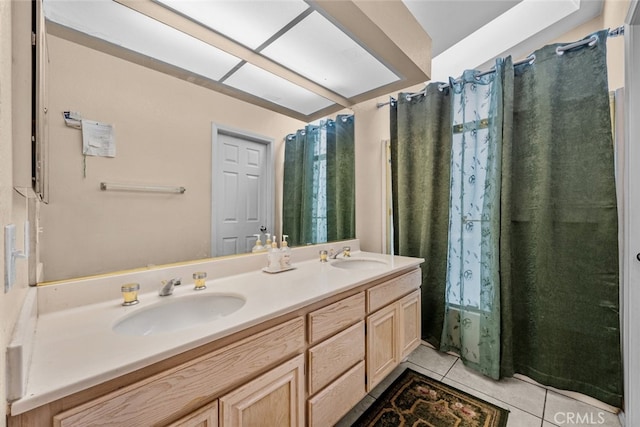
308,320,365,395
167,401,218,427
306,292,366,426
308,292,365,345
366,269,422,392
11,266,422,427
399,289,422,359
219,354,305,427
307,361,366,427
52,318,304,427
367,268,421,312
366,302,399,390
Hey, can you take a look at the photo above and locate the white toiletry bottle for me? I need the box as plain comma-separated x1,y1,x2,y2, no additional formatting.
280,235,291,269
264,233,272,250
251,234,264,253
267,239,281,271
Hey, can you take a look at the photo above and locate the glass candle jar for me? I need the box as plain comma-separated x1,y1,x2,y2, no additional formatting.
193,272,207,290
121,283,140,306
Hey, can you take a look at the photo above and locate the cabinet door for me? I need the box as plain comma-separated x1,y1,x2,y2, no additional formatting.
307,361,366,427
308,321,365,395
366,303,399,392
167,401,218,427
399,289,422,360
219,354,305,427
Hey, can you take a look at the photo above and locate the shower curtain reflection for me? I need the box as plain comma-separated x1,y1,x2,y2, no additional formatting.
282,115,355,246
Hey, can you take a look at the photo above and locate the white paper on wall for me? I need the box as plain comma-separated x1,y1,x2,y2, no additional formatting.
81,119,116,157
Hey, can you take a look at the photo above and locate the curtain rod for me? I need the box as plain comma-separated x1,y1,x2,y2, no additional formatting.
377,26,624,107
285,114,354,140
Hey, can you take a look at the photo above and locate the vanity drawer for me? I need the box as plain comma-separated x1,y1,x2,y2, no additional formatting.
52,317,305,427
308,291,365,345
367,268,421,313
308,320,365,395
307,360,366,427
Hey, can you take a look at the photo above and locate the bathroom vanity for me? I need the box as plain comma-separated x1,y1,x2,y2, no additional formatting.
7,241,423,426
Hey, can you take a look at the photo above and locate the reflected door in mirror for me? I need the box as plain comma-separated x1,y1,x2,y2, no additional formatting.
213,130,273,257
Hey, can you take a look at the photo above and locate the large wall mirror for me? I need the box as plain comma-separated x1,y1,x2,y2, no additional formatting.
37,2,359,282
36,0,435,282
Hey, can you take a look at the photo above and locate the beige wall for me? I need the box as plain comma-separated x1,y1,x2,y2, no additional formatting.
2,1,31,422
0,1,11,419
41,35,306,281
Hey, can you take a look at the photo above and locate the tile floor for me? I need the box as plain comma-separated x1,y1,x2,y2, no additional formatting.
336,343,622,427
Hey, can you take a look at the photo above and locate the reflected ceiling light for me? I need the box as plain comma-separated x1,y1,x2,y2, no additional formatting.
44,0,242,81
45,0,434,121
261,11,400,98
154,0,310,49
225,63,334,115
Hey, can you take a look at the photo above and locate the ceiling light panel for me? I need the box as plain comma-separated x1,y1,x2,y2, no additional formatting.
44,0,241,81
261,11,400,98
224,63,335,115
154,0,310,50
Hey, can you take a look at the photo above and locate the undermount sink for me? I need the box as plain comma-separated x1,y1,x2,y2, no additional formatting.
113,294,246,336
331,258,388,270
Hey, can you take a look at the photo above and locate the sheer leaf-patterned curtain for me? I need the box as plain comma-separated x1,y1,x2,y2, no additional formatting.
440,62,506,379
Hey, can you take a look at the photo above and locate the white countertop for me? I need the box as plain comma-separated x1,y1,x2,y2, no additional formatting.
9,243,423,415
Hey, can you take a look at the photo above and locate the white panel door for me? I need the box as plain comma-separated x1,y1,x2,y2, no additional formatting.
212,126,273,257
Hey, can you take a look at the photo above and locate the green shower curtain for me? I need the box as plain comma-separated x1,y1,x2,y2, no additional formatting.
326,115,355,242
283,115,355,246
391,86,451,347
391,30,622,407
499,30,622,407
282,126,317,246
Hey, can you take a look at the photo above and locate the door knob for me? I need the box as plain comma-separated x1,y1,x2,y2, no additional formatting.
636,253,640,262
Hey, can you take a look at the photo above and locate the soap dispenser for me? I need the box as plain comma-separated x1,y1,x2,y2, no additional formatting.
252,234,264,253
280,235,291,269
264,233,272,250
267,238,281,271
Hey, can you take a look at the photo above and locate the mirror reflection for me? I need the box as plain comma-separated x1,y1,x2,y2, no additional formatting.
282,115,355,247
39,33,355,282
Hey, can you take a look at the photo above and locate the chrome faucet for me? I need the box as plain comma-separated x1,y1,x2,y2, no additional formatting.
329,246,351,259
159,278,181,296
